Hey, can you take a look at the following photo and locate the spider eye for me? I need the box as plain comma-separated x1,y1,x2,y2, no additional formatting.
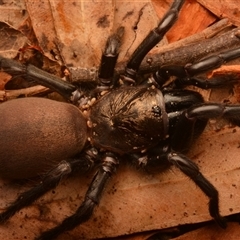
152,105,161,116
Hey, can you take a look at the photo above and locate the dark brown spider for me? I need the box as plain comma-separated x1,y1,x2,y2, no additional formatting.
0,0,240,239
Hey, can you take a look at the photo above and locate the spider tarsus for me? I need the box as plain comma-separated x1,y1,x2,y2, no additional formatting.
37,199,95,240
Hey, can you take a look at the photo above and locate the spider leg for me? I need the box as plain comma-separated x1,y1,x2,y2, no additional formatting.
142,102,240,228
167,102,240,223
98,27,124,88
166,151,226,228
184,103,240,126
174,75,239,89
170,102,240,152
123,0,185,83
0,27,124,101
154,47,240,86
133,145,226,228
37,152,119,240
0,149,97,224
0,55,77,100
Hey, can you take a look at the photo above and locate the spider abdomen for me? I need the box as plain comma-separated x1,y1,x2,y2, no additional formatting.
0,97,87,179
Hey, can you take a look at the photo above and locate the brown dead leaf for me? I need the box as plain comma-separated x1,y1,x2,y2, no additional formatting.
25,0,161,81
0,22,28,59
209,65,240,78
0,72,11,91
197,0,240,27
0,0,28,29
0,0,29,58
174,222,240,240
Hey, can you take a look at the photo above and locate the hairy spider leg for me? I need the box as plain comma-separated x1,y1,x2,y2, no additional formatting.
123,0,185,83
0,149,97,224
36,152,119,240
132,142,227,228
154,47,240,87
166,152,226,228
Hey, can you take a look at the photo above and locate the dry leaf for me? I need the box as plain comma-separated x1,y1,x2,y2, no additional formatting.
197,0,240,27
174,222,240,240
25,0,161,82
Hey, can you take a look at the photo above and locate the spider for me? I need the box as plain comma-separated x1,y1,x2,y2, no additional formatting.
0,0,240,239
